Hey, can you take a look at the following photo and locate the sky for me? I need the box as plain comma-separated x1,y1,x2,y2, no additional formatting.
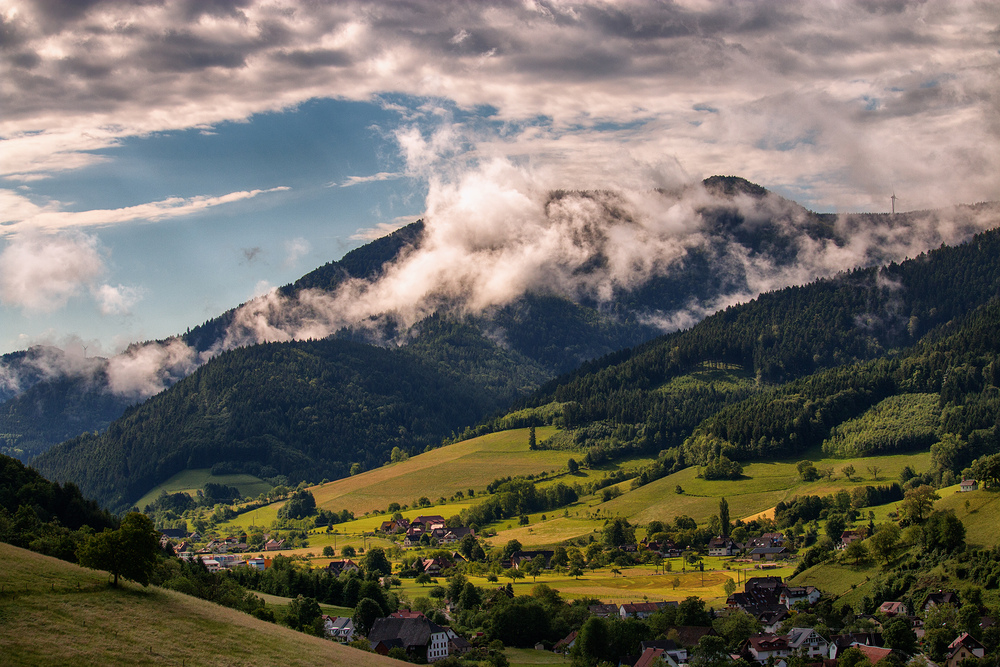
1,0,999,361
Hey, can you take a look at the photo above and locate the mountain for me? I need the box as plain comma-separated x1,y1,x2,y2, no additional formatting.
21,180,1000,510
505,223,1000,481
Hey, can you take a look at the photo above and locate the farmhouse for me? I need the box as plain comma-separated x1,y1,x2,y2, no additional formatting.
325,559,359,576
960,479,978,492
749,546,789,561
368,616,451,663
322,616,355,642
708,536,736,556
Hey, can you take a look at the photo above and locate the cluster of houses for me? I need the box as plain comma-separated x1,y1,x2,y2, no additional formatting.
723,578,988,667
706,533,792,561
159,528,289,555
319,609,472,663
377,515,476,548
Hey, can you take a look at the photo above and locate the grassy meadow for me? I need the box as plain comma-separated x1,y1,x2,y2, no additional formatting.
134,468,272,512
0,542,396,667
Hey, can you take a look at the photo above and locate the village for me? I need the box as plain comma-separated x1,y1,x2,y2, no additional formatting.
155,512,994,667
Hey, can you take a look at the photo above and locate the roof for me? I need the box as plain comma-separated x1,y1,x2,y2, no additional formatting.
787,628,824,649
661,626,716,647
960,479,978,486
367,617,446,648
634,647,665,667
949,632,985,651
747,634,789,652
854,645,893,664
750,546,788,555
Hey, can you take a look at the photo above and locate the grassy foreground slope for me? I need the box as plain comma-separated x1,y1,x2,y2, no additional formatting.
0,542,394,667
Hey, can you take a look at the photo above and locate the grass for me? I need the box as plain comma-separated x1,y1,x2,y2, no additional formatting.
597,450,933,527
133,468,272,512
398,559,796,608
217,427,570,531
506,647,572,667
932,485,1000,549
0,542,396,667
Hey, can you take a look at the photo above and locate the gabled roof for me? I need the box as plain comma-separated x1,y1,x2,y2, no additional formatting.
634,647,665,667
746,633,789,652
854,645,893,664
368,617,446,648
949,632,985,651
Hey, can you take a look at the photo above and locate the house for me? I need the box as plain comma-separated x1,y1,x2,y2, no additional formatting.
509,550,554,569
786,627,828,659
368,616,451,663
440,527,475,544
620,602,662,619
264,538,286,551
779,586,820,609
946,633,986,667
417,556,454,576
323,616,355,642
959,479,979,492
756,608,791,634
708,536,737,557
657,626,717,648
588,604,620,618
840,530,867,547
879,601,907,617
750,546,790,561
745,634,790,664
923,591,960,611
554,631,578,652
391,609,426,619
443,627,473,656
633,647,681,667
245,557,267,571
326,559,359,576
828,633,884,659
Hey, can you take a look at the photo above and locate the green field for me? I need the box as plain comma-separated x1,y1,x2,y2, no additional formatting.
0,542,395,667
935,485,1000,549
597,450,933,527
506,647,572,667
217,427,571,531
134,468,273,512
398,558,795,608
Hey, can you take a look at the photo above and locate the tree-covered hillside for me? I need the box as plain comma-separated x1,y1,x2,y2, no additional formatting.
32,319,549,513
510,224,1000,468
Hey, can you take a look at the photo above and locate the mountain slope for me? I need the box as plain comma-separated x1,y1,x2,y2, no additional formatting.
508,223,1000,466
20,181,1000,509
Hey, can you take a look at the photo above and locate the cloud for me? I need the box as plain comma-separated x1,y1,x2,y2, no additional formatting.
93,283,144,316
104,337,200,399
351,216,422,241
337,172,404,187
0,232,105,312
0,187,290,236
0,1,995,209
283,237,310,268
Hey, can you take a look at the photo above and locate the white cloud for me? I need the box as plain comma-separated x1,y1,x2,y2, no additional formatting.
0,1,994,209
283,237,311,268
0,232,105,312
0,187,290,236
337,172,403,187
93,283,145,316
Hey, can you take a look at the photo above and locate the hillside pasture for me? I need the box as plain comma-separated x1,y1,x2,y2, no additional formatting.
0,542,395,667
598,450,933,526
935,485,1000,549
133,468,272,513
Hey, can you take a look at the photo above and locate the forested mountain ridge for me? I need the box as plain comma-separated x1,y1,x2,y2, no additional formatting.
33,319,550,513
16,181,1000,513
507,223,1000,469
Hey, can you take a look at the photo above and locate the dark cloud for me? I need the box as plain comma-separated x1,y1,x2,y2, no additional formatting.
273,48,352,69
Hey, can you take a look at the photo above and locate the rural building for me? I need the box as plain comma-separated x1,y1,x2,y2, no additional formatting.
879,601,907,616
323,616,355,642
960,479,978,492
785,627,828,658
946,633,985,667
828,633,884,659
708,536,736,556
368,616,451,663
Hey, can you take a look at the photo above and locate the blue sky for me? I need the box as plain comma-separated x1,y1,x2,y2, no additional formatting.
1,1,999,359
